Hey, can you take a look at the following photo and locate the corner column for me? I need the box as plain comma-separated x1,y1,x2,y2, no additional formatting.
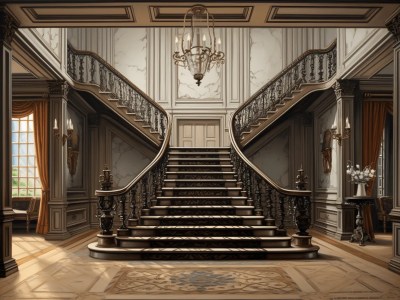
332,80,357,240
387,13,400,274
0,7,19,277
46,81,71,240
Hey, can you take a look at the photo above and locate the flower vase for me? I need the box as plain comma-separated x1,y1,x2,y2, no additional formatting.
356,182,366,197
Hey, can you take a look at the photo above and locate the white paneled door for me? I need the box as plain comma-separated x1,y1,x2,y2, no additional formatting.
177,120,220,147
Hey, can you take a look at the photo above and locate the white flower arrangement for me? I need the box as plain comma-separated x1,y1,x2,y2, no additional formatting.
346,161,376,184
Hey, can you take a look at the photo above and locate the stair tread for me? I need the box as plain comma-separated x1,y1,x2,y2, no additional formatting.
140,215,263,219
162,187,241,190
116,236,291,241
168,157,231,161
169,147,230,150
133,225,275,229
157,196,246,199
165,171,236,174
169,152,230,155
151,205,252,209
164,179,237,182
167,164,233,167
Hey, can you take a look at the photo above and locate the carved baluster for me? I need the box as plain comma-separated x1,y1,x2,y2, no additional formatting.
117,194,129,236
332,49,337,74
310,54,315,82
147,102,151,125
160,113,165,139
301,57,307,83
67,47,72,75
277,194,286,235
327,51,333,79
276,79,283,104
318,54,324,82
140,98,145,120
264,184,275,226
90,57,96,84
109,72,114,96
254,177,263,216
72,51,77,80
78,55,84,82
270,84,276,110
154,109,159,133
293,64,299,87
128,186,138,226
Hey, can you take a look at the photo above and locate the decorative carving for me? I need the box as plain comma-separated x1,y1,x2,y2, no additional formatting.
0,8,18,46
99,164,113,191
332,80,357,100
48,81,70,98
294,166,311,236
386,13,400,43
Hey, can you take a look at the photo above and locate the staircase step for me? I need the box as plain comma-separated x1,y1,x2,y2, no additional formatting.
167,157,232,165
169,151,230,156
141,215,264,226
162,186,242,196
130,225,276,237
150,205,253,216
164,179,238,187
89,242,320,260
116,236,292,248
166,171,236,179
157,196,247,206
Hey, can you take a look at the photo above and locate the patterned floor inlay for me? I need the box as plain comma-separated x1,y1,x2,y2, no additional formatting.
105,267,300,295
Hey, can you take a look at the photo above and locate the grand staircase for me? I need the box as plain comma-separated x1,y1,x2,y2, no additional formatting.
88,147,319,260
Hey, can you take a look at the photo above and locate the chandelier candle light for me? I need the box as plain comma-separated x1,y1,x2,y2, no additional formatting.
346,162,376,197
173,5,225,86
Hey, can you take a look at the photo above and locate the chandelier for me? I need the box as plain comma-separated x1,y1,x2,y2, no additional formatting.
173,5,225,86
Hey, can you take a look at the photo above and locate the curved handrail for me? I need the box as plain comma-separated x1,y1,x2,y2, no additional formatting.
95,117,171,197
230,42,338,199
67,43,167,145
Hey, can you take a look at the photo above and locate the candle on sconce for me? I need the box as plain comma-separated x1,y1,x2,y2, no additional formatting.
53,118,58,130
175,36,179,52
331,122,337,130
202,34,206,48
186,34,191,49
345,117,351,129
217,37,221,51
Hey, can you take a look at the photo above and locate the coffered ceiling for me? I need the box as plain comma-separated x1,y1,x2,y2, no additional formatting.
4,1,400,28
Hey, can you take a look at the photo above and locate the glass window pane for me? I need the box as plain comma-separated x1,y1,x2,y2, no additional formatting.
20,189,27,196
12,133,18,143
20,167,27,177
12,120,19,132
12,144,18,155
12,167,18,176
35,189,41,197
19,133,27,143
19,156,27,166
28,121,34,131
28,144,35,154
19,178,27,188
27,189,34,196
28,168,35,177
12,178,19,188
19,144,27,155
12,157,18,167
12,189,18,197
35,179,41,187
20,121,27,131
28,157,35,166
28,178,35,187
28,133,34,143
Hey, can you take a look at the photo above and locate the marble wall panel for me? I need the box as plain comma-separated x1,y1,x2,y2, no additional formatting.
111,135,151,188
345,28,378,56
317,105,338,189
248,129,289,187
250,28,283,95
33,28,61,59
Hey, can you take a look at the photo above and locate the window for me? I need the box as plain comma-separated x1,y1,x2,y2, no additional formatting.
11,114,42,197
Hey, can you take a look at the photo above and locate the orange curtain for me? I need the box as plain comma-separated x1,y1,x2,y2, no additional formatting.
362,101,392,240
12,101,49,234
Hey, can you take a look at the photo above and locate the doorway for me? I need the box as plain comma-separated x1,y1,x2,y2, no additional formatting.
177,119,221,147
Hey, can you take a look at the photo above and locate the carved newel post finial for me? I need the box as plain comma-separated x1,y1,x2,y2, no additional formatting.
296,165,308,191
99,164,113,191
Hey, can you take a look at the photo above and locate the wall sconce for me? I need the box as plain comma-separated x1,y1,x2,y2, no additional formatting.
53,118,73,145
330,117,351,146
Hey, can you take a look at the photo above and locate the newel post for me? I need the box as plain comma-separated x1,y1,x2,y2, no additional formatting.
96,165,116,247
292,166,314,248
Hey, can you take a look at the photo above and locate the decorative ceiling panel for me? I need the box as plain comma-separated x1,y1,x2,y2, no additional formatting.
149,5,253,23
21,5,135,23
266,6,380,23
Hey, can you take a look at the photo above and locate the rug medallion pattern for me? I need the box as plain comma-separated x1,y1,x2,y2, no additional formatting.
105,267,300,294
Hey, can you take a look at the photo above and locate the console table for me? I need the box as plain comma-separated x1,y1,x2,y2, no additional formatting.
345,196,375,246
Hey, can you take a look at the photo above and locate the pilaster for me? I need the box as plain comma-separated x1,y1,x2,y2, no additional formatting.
0,6,19,277
386,12,400,274
46,81,71,240
332,79,357,240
